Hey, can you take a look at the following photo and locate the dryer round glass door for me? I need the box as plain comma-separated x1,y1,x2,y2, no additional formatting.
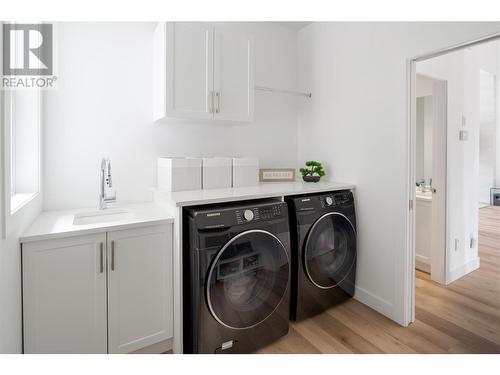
303,212,356,289
206,230,290,330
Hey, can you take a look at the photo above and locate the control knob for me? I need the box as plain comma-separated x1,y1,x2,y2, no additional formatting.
325,196,333,206
243,209,254,221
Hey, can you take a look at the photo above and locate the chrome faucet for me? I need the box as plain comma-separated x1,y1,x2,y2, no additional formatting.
99,158,116,209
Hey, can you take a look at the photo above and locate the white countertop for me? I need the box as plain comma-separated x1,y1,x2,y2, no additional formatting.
153,180,355,207
20,203,174,243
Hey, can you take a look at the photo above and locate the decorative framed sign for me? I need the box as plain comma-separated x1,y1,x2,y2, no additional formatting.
259,168,296,182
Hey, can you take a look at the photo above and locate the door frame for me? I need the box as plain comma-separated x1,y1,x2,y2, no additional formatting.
404,32,500,326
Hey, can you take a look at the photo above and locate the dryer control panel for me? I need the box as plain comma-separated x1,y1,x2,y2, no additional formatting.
320,191,351,208
294,190,353,211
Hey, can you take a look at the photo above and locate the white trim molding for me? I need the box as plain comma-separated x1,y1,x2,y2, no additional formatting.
354,286,395,322
447,257,480,285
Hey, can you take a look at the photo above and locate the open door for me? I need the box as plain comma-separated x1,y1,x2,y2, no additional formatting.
430,80,447,284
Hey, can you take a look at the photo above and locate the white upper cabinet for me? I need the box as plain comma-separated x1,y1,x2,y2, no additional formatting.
156,22,214,120
213,26,255,122
154,22,255,122
107,225,173,354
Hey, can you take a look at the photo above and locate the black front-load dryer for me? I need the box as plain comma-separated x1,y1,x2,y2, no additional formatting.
286,190,356,321
183,200,291,353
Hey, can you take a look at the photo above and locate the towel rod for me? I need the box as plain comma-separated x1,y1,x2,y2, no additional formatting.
254,85,312,98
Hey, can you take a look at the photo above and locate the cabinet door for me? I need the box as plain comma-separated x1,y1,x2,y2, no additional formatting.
22,234,107,354
213,26,255,122
165,22,214,120
107,224,173,354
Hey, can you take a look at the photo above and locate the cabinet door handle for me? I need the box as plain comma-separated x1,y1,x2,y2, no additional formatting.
209,91,214,114
99,242,104,273
111,240,115,271
215,92,221,114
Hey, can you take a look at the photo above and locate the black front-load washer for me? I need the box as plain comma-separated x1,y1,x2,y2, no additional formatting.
286,190,356,321
183,200,291,353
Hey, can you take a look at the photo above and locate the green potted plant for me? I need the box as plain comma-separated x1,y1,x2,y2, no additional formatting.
300,161,326,182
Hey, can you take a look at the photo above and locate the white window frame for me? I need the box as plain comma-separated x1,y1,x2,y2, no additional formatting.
2,22,42,216
9,90,15,197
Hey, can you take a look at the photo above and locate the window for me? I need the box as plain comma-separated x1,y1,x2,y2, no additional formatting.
7,88,41,214
4,27,41,214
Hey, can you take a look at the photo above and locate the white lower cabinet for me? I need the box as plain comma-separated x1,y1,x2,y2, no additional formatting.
107,226,173,353
23,233,108,354
22,224,173,354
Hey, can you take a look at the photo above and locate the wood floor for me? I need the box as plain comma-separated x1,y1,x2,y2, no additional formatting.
258,206,500,353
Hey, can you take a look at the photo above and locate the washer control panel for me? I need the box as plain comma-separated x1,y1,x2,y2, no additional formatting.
235,204,283,224
190,201,287,230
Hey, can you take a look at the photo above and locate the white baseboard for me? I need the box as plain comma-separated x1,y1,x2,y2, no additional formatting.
447,257,480,284
354,286,394,321
415,254,430,264
130,338,173,354
415,257,430,273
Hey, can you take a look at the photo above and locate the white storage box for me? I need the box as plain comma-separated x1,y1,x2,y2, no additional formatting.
157,157,202,192
232,157,259,187
202,157,232,189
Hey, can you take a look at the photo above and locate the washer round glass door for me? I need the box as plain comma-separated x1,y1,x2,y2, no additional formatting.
206,230,290,330
303,212,356,289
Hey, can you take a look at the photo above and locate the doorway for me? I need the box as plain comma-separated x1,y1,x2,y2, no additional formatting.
407,34,500,330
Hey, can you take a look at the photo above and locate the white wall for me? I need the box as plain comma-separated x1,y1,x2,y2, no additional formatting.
297,22,500,324
415,95,433,183
423,96,433,183
416,74,435,97
473,43,500,199
415,97,425,181
479,70,498,203
43,22,299,211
